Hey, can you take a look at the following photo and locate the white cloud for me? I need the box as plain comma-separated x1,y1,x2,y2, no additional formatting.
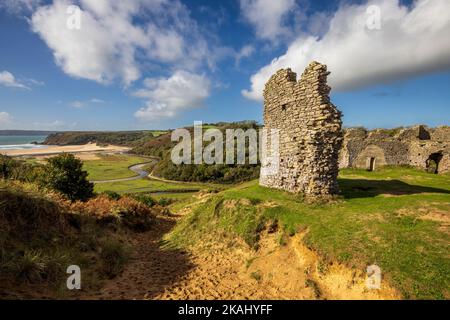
235,45,255,66
30,0,218,86
0,71,30,89
0,112,13,127
31,0,146,86
90,98,105,103
70,98,105,108
70,101,85,108
240,0,296,41
0,0,42,14
134,70,210,121
243,0,450,101
25,78,45,86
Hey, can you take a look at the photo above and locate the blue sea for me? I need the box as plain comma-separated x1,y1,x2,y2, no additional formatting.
0,135,48,150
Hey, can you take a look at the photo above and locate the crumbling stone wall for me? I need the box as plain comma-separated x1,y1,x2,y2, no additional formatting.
340,125,450,174
260,62,343,198
354,145,387,169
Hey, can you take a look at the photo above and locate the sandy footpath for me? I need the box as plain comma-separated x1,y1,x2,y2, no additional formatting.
0,142,130,157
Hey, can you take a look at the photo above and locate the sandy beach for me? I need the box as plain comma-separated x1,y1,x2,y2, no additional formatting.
0,142,130,157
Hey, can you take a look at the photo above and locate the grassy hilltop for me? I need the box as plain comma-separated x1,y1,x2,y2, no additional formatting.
168,167,450,299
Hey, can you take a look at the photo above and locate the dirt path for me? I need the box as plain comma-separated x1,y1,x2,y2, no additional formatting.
80,212,286,300
81,213,194,300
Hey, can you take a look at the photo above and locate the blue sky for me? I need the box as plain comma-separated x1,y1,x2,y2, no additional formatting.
0,0,449,131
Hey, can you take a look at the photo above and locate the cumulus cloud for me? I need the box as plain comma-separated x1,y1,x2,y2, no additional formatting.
31,0,147,85
0,112,13,127
134,70,210,121
0,71,30,89
243,0,450,101
240,0,296,41
31,0,216,86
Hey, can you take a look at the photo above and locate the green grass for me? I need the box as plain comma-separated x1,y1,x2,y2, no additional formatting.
169,167,450,299
94,177,222,194
0,181,130,297
83,154,149,181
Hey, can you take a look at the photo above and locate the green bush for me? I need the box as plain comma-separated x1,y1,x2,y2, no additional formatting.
101,190,122,200
0,154,19,179
0,155,46,183
158,197,173,207
44,154,94,201
131,194,156,207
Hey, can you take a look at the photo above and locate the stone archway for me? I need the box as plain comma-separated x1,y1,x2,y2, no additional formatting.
426,152,443,174
354,145,387,171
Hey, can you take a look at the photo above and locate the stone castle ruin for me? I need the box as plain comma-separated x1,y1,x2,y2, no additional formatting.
340,125,450,174
259,61,343,198
259,61,449,198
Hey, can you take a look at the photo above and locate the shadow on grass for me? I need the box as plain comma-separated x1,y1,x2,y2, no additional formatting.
339,178,450,199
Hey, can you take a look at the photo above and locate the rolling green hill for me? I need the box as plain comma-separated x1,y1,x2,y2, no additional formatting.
43,130,167,146
168,167,450,299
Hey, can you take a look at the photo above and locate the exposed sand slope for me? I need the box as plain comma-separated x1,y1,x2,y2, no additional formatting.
78,201,399,300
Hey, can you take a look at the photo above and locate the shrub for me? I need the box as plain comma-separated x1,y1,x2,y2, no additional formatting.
0,154,19,179
43,153,94,201
158,197,173,207
70,195,155,231
116,197,155,231
130,194,156,207
101,190,122,200
99,240,129,278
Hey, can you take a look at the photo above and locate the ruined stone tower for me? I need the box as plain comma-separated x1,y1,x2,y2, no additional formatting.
259,61,343,198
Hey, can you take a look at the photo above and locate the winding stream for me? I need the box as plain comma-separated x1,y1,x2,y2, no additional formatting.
91,162,153,184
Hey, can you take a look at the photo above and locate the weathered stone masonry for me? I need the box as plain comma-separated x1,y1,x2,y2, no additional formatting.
339,125,450,174
260,61,343,198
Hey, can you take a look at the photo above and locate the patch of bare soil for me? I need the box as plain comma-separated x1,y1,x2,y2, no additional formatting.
152,229,399,300
79,215,194,300
245,232,399,300
78,207,400,300
417,207,450,235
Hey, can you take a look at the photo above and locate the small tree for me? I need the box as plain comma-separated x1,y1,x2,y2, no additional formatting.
0,155,17,179
44,153,93,201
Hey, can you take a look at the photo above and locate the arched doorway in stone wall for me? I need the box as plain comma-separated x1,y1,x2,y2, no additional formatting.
354,145,387,171
426,152,443,174
368,157,376,171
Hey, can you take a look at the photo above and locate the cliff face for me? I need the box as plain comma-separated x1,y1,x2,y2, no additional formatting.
339,125,450,174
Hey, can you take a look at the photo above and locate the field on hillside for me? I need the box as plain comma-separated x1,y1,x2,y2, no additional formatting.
82,153,224,196
93,178,216,194
83,154,149,181
169,167,450,299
